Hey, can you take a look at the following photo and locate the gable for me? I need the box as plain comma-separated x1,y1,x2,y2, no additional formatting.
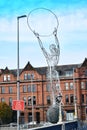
21,62,35,73
80,58,87,67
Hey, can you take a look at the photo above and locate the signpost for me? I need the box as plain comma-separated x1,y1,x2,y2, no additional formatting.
12,100,24,111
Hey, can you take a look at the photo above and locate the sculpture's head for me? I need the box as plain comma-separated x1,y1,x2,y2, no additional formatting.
49,44,56,54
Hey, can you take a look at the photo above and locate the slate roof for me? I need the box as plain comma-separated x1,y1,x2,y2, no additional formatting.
0,58,87,77
0,64,80,76
35,64,79,75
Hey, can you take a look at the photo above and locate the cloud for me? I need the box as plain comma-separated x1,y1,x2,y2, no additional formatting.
0,7,87,68
57,8,87,45
0,7,87,44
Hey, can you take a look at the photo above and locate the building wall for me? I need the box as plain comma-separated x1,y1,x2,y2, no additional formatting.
0,60,87,123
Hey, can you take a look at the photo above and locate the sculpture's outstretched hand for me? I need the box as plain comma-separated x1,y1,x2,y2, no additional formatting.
33,30,39,38
53,27,57,36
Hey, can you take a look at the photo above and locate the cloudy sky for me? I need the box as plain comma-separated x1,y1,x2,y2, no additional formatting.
0,0,87,69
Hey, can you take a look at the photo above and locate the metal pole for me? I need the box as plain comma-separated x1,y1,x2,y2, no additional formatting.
59,101,62,122
73,68,77,119
17,15,27,130
58,93,62,123
31,74,34,125
49,66,55,105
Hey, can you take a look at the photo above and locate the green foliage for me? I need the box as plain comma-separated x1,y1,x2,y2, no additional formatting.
0,102,12,124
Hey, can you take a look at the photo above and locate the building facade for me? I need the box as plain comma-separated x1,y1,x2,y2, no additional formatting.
0,58,87,123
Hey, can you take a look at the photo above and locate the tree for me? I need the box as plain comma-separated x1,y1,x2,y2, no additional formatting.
0,102,12,124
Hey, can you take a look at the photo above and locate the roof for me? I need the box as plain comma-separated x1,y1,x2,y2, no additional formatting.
80,58,87,67
36,64,79,76
0,58,86,77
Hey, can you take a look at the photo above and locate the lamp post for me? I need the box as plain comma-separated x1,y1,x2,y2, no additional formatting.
58,93,62,122
31,74,34,125
17,15,27,130
73,68,77,119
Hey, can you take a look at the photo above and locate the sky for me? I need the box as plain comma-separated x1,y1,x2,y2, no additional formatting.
0,0,87,69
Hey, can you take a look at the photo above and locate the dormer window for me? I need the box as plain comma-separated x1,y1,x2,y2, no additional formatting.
24,73,27,80
7,75,10,81
65,70,73,77
27,74,31,80
4,75,6,81
24,73,34,80
3,75,10,81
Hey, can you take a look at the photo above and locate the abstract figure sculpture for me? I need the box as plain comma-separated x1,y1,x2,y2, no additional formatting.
33,28,60,105
27,8,62,123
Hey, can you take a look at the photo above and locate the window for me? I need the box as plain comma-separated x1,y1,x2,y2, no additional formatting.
86,95,87,104
23,86,27,92
24,73,27,80
56,83,60,90
85,70,87,76
1,98,5,102
81,82,85,89
28,85,31,92
27,84,36,92
28,96,32,105
65,70,73,77
28,113,32,122
31,74,34,80
27,74,31,80
82,94,84,103
86,82,87,90
65,83,69,90
9,86,12,93
32,84,36,92
70,94,74,104
33,96,36,105
23,97,27,106
3,75,6,81
9,97,12,106
7,75,10,81
24,73,34,80
28,73,34,80
28,96,36,105
1,86,5,94
47,95,51,105
46,84,50,92
3,75,10,81
65,95,69,104
86,107,87,115
70,82,73,89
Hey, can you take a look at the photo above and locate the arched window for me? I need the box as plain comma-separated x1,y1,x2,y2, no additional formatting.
47,95,51,105
23,97,27,106
28,96,32,105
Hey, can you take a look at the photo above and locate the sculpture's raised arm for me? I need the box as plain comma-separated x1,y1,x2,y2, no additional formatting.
33,31,48,59
53,28,60,55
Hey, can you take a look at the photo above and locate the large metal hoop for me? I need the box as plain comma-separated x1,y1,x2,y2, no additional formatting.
27,8,59,37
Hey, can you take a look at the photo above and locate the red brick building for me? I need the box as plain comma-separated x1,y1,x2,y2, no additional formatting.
0,58,87,123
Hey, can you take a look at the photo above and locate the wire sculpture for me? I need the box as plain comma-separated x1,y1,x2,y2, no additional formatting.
33,27,60,105
27,8,62,123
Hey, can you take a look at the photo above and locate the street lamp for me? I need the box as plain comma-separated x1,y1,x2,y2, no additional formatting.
73,68,77,119
31,74,34,125
57,92,62,122
17,15,27,130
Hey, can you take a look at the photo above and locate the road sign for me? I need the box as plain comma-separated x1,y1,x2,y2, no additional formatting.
12,100,24,111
